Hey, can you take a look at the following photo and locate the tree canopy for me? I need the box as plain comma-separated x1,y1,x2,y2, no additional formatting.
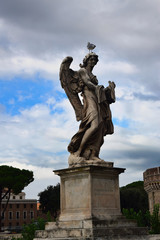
0,165,34,195
38,183,60,218
0,165,34,231
120,181,149,213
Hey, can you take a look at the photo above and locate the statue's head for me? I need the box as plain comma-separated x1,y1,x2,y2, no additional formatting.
80,52,99,68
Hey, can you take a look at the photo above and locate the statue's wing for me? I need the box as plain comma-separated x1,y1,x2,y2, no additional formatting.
59,56,83,121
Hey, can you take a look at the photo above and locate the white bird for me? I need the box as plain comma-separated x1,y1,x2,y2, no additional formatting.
87,42,96,52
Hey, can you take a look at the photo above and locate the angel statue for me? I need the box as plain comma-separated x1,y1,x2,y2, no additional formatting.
60,48,116,167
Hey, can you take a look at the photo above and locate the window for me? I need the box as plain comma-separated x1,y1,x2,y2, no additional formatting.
24,204,26,208
13,196,15,199
30,211,34,219
20,196,22,199
9,211,13,220
1,212,5,219
23,211,27,219
16,211,20,219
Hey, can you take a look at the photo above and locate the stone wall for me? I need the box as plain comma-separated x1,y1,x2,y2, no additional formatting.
144,167,160,213
0,233,22,239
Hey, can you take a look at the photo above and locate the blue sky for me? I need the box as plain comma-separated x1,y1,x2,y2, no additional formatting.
0,0,160,199
0,76,64,115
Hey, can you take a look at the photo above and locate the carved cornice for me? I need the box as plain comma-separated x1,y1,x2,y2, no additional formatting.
144,181,160,192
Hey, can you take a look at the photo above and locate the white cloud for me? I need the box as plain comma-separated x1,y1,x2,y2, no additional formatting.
0,99,78,168
0,54,61,80
97,61,138,76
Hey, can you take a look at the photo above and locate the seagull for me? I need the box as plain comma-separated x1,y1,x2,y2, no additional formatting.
87,42,96,53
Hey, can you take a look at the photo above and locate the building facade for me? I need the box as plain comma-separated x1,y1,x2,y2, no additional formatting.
1,191,37,231
143,166,160,213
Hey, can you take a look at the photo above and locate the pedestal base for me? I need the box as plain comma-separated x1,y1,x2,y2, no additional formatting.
35,218,148,240
34,165,148,239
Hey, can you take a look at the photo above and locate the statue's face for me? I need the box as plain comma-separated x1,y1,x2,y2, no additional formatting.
87,56,97,67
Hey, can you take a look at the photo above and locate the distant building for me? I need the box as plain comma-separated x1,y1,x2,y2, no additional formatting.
1,191,37,231
143,166,160,213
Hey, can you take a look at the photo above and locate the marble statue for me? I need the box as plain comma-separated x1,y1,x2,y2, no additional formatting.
60,45,116,167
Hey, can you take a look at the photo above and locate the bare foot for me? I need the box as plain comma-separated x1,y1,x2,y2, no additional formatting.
68,153,85,167
89,156,104,162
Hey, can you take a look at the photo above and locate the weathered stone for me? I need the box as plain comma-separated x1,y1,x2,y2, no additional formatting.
144,166,160,214
34,236,160,240
54,165,125,221
45,221,83,230
34,165,149,240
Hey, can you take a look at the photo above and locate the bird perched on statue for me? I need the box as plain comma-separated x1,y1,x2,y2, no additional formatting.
87,42,96,52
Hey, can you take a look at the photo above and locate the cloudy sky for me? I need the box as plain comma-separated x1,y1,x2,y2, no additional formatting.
0,0,160,199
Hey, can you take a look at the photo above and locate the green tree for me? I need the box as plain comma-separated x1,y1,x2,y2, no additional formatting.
120,181,149,213
0,165,34,231
150,204,160,234
38,183,60,219
21,217,46,240
11,218,46,240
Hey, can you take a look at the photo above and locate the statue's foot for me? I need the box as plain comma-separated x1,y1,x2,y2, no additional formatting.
89,156,105,162
87,156,113,167
68,153,85,167
73,151,81,157
68,153,113,168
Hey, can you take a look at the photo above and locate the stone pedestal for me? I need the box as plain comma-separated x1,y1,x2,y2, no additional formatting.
34,165,148,240
57,165,124,221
